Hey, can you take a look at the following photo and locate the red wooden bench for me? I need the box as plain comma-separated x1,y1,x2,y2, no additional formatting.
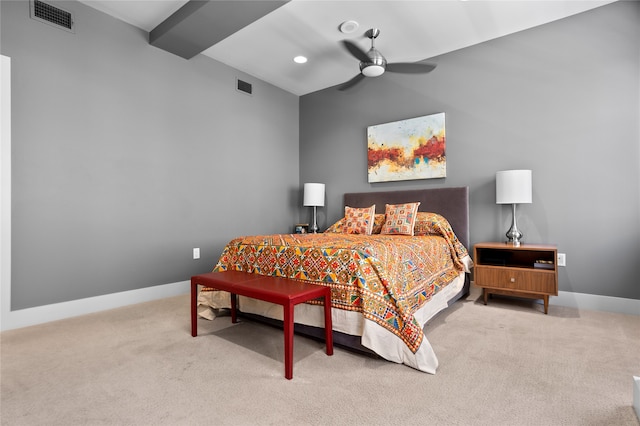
191,271,333,379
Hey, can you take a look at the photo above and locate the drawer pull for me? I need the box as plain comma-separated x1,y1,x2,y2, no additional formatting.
510,277,516,283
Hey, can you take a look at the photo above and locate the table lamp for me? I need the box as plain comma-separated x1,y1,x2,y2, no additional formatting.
303,183,325,233
496,170,532,246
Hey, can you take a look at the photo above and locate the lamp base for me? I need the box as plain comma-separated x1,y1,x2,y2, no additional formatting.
311,206,319,233
505,203,523,246
505,240,522,247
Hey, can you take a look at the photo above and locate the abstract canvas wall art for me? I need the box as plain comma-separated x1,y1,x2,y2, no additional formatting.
367,113,446,183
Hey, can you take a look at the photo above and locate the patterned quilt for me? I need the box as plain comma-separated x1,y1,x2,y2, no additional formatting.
205,215,470,354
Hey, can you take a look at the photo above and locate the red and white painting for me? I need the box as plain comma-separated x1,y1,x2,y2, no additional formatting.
367,113,446,183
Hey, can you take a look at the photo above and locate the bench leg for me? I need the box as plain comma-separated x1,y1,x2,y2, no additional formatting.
191,280,198,337
323,290,333,356
230,293,238,323
284,302,294,380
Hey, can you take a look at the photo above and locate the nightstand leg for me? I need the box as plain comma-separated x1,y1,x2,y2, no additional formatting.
483,288,488,305
543,295,549,314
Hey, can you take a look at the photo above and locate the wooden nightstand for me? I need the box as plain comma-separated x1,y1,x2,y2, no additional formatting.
473,242,558,314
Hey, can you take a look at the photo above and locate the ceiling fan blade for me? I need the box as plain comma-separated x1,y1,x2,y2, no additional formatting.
386,62,437,74
341,40,370,63
338,73,366,91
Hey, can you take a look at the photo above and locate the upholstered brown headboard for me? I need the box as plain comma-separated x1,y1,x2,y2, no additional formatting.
343,186,470,250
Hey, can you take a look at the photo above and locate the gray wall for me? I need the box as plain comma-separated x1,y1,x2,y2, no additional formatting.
300,2,640,300
1,1,299,309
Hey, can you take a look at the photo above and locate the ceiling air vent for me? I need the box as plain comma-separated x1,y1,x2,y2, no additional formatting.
236,79,252,96
30,0,74,33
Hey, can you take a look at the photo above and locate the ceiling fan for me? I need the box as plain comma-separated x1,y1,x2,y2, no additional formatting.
338,28,437,91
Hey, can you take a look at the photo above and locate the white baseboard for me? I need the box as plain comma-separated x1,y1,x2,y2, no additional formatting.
0,280,190,332
2,284,638,332
552,291,640,316
471,282,639,316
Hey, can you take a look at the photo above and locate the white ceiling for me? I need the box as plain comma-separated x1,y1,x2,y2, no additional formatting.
78,0,615,96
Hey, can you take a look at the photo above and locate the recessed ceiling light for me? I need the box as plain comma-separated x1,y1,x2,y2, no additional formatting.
339,20,359,34
293,55,307,64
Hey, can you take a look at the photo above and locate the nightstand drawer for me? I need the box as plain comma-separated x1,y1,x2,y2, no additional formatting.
475,267,557,295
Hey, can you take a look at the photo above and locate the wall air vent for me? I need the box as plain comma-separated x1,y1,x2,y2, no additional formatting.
236,78,253,96
30,0,75,33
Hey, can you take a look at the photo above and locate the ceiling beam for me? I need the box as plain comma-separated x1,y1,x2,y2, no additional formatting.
149,0,289,60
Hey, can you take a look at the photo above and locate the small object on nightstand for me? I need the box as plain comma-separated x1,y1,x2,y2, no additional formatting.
474,242,558,314
294,223,309,234
534,260,554,270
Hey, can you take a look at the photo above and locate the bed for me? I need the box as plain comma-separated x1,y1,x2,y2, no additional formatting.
197,187,472,373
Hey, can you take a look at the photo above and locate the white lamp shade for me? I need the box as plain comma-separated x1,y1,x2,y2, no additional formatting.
496,170,532,204
303,183,325,207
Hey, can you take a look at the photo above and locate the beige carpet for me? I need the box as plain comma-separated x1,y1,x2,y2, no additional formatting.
1,285,639,425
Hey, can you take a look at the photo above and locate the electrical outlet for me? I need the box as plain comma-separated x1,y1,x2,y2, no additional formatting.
557,253,566,267
193,248,200,260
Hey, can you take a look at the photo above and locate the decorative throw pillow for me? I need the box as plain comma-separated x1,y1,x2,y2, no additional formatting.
343,205,376,235
371,214,386,234
381,202,421,235
324,218,345,233
413,212,448,236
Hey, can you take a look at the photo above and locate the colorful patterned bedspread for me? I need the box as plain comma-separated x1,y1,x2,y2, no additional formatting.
206,216,470,354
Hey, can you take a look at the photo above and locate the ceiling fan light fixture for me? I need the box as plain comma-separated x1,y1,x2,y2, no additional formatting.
339,27,435,90
361,64,385,77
